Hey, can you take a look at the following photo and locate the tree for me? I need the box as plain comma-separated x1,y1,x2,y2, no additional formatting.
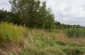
9,0,55,28
0,10,13,22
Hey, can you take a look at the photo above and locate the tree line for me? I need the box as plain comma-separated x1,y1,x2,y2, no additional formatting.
0,0,81,29
10,0,55,29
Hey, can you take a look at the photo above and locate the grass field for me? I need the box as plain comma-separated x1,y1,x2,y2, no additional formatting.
0,23,85,55
10,29,85,55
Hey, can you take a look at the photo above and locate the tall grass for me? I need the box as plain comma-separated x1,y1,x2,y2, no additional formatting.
6,29,85,55
65,27,85,37
0,22,27,43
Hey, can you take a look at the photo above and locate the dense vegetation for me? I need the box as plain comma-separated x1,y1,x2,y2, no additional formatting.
9,0,55,28
9,29,85,55
65,27,85,37
0,22,24,43
0,0,85,55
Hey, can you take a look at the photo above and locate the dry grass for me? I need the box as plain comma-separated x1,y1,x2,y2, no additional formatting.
27,29,85,46
0,27,85,55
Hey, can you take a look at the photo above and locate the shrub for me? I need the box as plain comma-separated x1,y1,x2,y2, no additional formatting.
65,27,85,37
63,48,84,55
0,22,27,43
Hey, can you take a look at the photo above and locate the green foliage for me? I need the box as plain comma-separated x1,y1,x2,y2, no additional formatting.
13,47,64,55
0,22,26,43
10,29,85,55
2,29,84,55
0,9,23,25
0,10,11,22
65,27,85,37
55,21,81,29
9,0,55,29
63,48,84,55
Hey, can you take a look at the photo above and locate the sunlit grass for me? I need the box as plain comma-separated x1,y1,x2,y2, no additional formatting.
0,22,28,49
0,24,84,55
10,29,85,55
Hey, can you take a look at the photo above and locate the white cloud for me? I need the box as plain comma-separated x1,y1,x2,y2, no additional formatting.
0,0,11,11
46,0,85,26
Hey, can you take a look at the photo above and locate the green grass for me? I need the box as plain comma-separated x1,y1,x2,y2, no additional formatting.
9,29,85,55
0,22,28,47
65,27,85,37
0,23,85,55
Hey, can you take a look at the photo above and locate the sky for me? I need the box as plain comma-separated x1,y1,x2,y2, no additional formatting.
0,0,85,26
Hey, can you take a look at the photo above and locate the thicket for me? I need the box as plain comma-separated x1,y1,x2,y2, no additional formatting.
65,27,85,37
0,22,27,44
9,0,55,29
55,21,80,29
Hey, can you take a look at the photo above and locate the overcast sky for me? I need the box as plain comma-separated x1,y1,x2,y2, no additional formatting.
0,0,85,26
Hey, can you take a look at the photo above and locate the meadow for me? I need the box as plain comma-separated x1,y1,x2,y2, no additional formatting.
0,22,85,55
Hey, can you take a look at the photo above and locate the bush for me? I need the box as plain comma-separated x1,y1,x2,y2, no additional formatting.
0,22,27,43
65,27,85,37
63,48,84,55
